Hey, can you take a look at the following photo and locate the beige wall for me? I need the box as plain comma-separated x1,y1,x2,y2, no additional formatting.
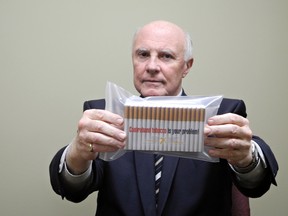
0,0,287,215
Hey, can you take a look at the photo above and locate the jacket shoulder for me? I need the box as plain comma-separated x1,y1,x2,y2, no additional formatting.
83,99,106,111
218,98,247,117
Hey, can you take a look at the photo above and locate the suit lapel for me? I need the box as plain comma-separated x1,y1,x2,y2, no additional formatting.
134,152,157,216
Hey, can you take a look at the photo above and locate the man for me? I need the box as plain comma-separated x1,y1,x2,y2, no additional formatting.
50,20,278,216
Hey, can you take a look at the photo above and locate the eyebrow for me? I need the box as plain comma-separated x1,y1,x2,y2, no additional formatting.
135,47,175,55
160,49,175,55
135,48,148,53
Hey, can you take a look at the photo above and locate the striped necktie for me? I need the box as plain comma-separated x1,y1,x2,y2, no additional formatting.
155,154,163,206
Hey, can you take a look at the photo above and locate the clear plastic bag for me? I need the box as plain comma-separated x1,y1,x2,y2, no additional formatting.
99,82,223,162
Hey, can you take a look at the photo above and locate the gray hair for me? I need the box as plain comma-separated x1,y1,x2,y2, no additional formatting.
184,32,193,62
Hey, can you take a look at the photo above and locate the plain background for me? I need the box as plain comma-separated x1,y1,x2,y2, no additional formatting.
0,0,287,215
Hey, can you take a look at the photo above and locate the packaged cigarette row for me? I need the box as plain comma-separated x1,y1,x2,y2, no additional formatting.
124,106,205,122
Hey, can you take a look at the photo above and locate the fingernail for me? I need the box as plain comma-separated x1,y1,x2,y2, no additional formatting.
204,127,211,135
208,119,214,125
116,118,124,125
118,143,126,149
119,132,126,140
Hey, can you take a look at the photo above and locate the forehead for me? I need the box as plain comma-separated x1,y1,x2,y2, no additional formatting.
133,24,185,53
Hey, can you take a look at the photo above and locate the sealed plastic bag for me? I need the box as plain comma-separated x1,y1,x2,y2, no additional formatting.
99,82,223,162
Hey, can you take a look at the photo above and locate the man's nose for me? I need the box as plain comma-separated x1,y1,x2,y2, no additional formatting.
146,57,160,74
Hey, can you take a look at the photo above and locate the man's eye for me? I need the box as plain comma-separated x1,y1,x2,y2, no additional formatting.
138,51,149,58
161,53,173,60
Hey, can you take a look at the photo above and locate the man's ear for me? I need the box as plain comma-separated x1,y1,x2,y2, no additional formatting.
182,58,194,78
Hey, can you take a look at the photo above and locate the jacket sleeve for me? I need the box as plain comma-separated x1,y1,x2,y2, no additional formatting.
49,145,106,202
49,99,106,202
49,146,67,199
232,134,278,198
219,99,278,197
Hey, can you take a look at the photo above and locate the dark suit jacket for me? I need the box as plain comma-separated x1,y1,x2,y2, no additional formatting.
49,97,278,216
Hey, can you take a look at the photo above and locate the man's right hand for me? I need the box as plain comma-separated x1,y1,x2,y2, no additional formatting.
66,109,126,174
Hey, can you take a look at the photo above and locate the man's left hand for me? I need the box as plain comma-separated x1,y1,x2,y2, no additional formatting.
204,113,253,167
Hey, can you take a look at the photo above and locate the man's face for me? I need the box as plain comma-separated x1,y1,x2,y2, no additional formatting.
132,22,192,97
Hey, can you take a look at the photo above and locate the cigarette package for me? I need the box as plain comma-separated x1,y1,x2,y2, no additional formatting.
124,97,205,152
100,81,222,161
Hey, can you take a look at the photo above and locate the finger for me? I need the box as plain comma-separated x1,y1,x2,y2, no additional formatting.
205,124,252,139
92,143,123,153
84,109,124,127
205,136,250,150
207,113,249,127
78,125,126,149
84,119,126,142
208,147,244,162
205,136,252,165
78,110,126,142
87,130,126,149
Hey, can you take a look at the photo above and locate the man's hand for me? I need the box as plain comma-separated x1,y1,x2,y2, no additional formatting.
66,109,126,174
204,113,253,167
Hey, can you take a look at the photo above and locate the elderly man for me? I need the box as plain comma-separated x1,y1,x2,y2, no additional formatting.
50,20,278,216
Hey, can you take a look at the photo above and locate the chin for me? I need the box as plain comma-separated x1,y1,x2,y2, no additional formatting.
141,89,166,97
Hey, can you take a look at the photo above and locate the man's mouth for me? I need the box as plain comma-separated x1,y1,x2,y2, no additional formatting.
143,80,163,84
